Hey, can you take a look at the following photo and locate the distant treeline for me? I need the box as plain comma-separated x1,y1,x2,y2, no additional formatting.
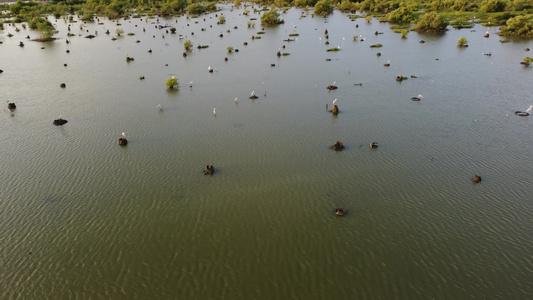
1,0,532,36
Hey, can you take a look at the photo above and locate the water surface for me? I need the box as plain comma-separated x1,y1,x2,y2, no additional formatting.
1,6,533,299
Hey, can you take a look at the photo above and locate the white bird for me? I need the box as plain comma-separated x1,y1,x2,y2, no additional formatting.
59,114,62,119
342,37,345,41
333,98,337,106
418,94,423,98
234,97,238,104
208,66,212,71
332,81,336,86
527,105,533,113
337,45,340,49
121,132,126,138
157,104,163,111
213,108,216,116
251,90,255,97
319,37,321,41
189,81,193,87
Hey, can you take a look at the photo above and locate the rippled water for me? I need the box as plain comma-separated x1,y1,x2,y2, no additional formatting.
1,6,533,299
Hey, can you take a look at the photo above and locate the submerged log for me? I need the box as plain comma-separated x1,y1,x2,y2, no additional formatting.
370,142,378,148
53,118,68,126
8,103,16,110
473,175,481,183
118,137,128,146
331,141,344,151
335,208,346,216
204,164,215,175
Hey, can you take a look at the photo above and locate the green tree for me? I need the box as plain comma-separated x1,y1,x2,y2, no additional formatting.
261,9,283,26
415,11,448,32
499,15,533,37
457,36,468,46
388,7,414,23
480,0,507,12
187,3,206,15
116,28,124,36
29,17,56,40
314,0,333,15
401,29,408,38
53,2,69,18
338,0,357,13
452,0,469,11
218,15,226,24
165,77,179,89
295,0,307,7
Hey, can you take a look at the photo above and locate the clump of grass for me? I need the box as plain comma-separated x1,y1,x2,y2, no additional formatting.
450,21,474,29
257,31,265,34
289,33,299,36
370,44,383,48
85,35,96,39
326,47,340,52
282,52,290,56
127,33,135,36
347,14,363,20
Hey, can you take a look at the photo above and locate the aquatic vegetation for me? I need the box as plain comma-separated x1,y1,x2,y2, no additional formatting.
415,11,448,32
326,47,340,52
314,0,333,15
370,43,383,48
499,15,533,37
165,77,179,89
457,36,468,47
261,9,283,26
29,17,56,40
183,39,193,50
521,57,533,66
289,33,299,36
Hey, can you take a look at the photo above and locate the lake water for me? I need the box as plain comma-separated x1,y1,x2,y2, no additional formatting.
1,5,533,299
